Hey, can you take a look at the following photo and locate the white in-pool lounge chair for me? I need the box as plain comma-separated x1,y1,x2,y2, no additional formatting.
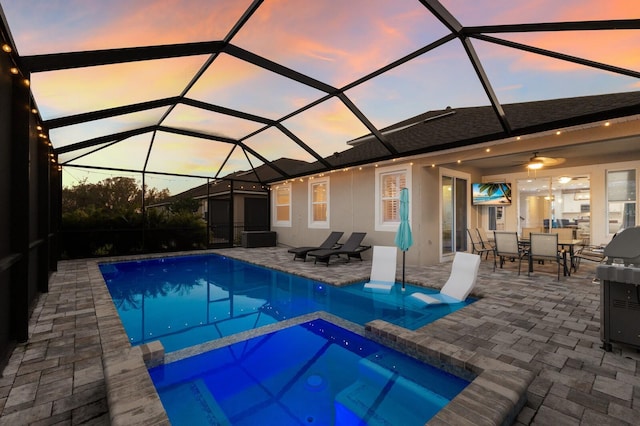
363,246,397,293
410,252,480,305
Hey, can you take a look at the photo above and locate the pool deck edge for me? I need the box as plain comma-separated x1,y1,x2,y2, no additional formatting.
366,319,535,426
89,260,170,426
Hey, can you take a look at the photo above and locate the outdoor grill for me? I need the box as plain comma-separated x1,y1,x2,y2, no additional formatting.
597,227,640,351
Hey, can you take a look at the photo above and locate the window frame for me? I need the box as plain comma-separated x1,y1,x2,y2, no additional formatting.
374,164,412,232
606,168,637,236
272,182,292,227
308,176,330,229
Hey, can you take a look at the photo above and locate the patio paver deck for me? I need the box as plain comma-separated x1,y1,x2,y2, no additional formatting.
1,247,638,425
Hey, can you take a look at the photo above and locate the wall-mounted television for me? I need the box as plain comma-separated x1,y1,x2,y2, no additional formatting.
472,182,512,205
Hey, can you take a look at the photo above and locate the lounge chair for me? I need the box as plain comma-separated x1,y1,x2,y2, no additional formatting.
287,231,344,261
410,252,480,305
363,246,397,293
307,232,371,266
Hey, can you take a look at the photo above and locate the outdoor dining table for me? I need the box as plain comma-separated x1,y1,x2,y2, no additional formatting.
519,238,584,276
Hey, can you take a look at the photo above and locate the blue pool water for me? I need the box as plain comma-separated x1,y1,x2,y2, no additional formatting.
100,253,474,353
149,318,470,426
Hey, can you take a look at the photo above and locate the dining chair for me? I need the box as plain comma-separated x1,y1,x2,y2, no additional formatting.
521,227,542,240
467,229,493,260
528,232,563,280
493,231,527,274
476,228,495,250
550,228,573,241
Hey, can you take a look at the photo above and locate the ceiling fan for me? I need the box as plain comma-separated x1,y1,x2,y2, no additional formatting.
525,152,566,170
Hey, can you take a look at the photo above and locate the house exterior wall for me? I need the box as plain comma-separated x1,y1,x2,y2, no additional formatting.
273,150,638,267
272,157,482,267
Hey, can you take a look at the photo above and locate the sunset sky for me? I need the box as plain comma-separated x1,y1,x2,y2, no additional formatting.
2,0,639,194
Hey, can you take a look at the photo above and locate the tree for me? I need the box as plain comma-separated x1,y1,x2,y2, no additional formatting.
168,197,200,214
62,177,170,215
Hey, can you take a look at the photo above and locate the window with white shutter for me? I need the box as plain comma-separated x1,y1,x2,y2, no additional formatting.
375,164,411,232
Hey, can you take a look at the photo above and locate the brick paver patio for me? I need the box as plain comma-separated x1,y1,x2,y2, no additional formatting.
1,247,638,425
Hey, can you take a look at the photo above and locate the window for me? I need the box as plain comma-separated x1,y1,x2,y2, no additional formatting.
273,183,291,227
375,164,411,231
607,169,636,235
308,177,329,228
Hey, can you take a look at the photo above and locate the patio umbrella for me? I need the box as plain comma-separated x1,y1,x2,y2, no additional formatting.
394,188,413,291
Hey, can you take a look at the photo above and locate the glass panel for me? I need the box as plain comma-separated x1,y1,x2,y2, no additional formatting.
232,0,448,86
61,167,139,193
143,175,205,199
442,176,453,255
517,177,553,231
346,41,490,130
243,127,318,163
381,172,405,223
31,56,209,121
58,142,114,165
312,182,327,203
441,0,639,26
186,53,324,120
162,104,264,140
517,175,592,240
50,107,169,149
471,39,639,106
499,30,640,74
215,146,257,179
145,131,234,177
2,1,252,55
275,185,291,222
281,98,369,160
455,178,467,252
607,169,637,234
63,133,152,172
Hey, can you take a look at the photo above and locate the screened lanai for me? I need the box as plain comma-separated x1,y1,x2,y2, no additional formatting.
2,0,640,195
3,2,640,423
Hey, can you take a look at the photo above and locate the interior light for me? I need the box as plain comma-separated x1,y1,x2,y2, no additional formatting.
10,67,18,75
558,176,572,184
31,108,38,114
604,122,611,127
485,148,491,152
555,131,561,135
2,44,11,53
457,160,461,164
527,160,543,170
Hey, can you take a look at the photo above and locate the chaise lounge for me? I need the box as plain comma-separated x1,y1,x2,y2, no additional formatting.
410,251,480,305
307,232,371,266
362,246,398,293
287,231,344,261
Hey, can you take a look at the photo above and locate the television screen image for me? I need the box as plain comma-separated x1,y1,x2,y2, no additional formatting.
472,183,512,205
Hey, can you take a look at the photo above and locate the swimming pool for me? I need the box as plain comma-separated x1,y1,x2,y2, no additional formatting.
100,253,474,352
149,317,470,425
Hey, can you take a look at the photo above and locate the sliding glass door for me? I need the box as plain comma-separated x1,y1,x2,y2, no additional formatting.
441,170,468,257
517,175,591,242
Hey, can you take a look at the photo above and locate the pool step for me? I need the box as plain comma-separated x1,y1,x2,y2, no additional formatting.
161,379,231,426
334,357,450,425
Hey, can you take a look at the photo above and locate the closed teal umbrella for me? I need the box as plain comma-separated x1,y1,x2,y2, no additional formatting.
394,188,413,290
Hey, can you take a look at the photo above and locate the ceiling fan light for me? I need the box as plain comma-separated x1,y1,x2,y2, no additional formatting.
527,161,543,170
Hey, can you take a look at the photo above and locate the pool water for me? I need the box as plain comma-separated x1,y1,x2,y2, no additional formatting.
149,318,470,426
100,254,474,352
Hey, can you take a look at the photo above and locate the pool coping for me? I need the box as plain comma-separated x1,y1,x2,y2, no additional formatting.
89,251,534,426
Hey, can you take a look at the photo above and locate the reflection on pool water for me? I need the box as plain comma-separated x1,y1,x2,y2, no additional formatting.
149,318,470,426
100,253,474,352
